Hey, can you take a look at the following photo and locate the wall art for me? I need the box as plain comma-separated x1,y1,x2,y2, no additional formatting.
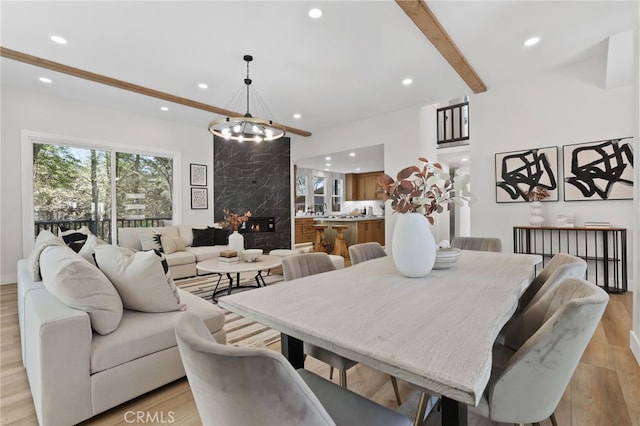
190,163,207,186
191,187,208,209
495,146,558,203
563,137,633,201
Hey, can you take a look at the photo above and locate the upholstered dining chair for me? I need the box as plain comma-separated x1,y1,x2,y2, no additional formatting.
281,252,402,405
450,236,502,252
175,313,412,426
348,242,387,265
472,278,608,425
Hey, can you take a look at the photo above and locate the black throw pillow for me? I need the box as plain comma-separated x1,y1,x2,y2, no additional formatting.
191,228,216,247
213,228,230,245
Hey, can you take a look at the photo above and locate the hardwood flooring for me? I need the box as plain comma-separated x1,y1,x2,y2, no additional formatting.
1,282,638,426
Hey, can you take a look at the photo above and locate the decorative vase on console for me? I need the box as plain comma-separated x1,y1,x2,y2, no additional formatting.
526,185,550,227
378,157,471,278
222,208,251,253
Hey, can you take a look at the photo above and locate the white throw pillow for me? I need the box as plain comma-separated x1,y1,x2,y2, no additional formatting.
94,245,185,313
78,234,108,266
139,228,163,251
27,230,66,281
40,245,123,335
160,235,186,254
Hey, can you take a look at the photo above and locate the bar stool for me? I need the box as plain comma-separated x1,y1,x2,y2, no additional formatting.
331,225,350,258
312,224,329,253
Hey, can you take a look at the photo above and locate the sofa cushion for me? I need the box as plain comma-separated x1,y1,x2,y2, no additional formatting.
77,234,108,266
90,289,225,373
165,250,196,266
40,245,123,335
185,245,228,262
161,235,186,254
94,245,185,313
117,227,143,251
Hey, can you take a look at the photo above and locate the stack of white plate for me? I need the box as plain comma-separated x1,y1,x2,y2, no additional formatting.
433,248,461,270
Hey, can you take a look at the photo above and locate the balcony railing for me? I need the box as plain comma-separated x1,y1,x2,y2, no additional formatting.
34,217,171,243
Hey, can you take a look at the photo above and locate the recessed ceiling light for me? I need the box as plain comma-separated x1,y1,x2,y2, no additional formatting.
324,168,329,171
402,78,413,86
160,106,169,111
198,83,208,89
293,113,302,119
39,77,52,83
524,37,540,47
349,152,356,157
309,8,323,19
355,168,361,171
325,156,331,161
461,157,468,162
50,35,67,44
326,163,331,167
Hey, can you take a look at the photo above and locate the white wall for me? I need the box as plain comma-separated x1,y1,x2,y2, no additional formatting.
631,0,639,366
469,58,635,288
1,86,215,283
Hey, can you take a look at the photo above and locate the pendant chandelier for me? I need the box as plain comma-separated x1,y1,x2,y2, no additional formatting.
208,55,286,142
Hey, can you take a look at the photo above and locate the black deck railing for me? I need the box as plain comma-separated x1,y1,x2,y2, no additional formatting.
34,217,171,243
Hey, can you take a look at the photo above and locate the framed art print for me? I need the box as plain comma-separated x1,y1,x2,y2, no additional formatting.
190,163,207,186
563,137,633,201
495,146,559,203
191,187,208,209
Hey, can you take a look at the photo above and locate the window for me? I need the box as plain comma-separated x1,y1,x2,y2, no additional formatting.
27,135,177,249
313,176,325,213
331,178,343,212
295,175,307,212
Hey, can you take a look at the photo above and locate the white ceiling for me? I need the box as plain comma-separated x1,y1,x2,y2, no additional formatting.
1,1,634,172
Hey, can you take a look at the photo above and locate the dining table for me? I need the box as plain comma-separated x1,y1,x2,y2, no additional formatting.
218,250,541,426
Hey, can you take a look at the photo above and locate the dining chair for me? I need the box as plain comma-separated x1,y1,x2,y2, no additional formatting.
175,312,412,426
281,252,402,405
450,236,502,252
472,277,608,425
348,242,387,265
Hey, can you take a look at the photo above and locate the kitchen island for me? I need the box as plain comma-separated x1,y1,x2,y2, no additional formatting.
312,216,385,249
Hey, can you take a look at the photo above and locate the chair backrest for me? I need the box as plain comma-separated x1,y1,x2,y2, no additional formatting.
450,237,502,252
488,278,608,423
348,242,387,265
282,252,336,281
175,312,335,426
517,253,587,312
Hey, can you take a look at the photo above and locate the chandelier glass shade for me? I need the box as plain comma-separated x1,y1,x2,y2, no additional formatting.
208,55,286,142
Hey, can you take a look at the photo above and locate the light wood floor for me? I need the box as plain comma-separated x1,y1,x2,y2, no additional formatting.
1,283,638,426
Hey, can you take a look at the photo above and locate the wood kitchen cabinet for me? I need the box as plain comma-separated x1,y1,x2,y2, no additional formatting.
345,171,383,201
356,219,385,245
294,218,315,244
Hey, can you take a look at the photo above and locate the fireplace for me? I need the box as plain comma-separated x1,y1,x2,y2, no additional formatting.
239,216,275,234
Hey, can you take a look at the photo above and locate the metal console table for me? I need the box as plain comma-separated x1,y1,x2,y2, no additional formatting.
513,226,627,293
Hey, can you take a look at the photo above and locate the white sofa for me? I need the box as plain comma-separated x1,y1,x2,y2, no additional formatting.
117,225,230,279
18,234,226,425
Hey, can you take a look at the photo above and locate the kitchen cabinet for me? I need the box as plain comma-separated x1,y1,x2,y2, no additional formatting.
356,219,385,246
295,218,315,244
345,171,384,201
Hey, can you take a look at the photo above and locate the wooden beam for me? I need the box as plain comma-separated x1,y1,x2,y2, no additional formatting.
395,0,487,94
0,46,312,137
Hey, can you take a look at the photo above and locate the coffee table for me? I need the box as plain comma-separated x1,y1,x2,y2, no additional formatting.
196,255,282,302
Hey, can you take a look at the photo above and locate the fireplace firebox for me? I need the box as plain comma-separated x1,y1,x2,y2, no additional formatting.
238,216,275,233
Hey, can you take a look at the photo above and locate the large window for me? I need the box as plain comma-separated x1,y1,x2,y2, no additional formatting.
313,176,325,213
30,138,175,244
295,175,307,212
331,178,342,212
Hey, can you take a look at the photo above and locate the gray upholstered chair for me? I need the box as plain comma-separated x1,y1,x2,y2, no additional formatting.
348,242,387,265
472,278,608,425
175,313,412,426
282,252,402,405
450,236,502,252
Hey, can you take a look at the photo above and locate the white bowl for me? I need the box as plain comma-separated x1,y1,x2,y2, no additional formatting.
433,248,461,270
241,249,263,262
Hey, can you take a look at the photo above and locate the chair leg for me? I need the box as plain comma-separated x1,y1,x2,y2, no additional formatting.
329,366,334,380
550,413,558,426
390,375,402,405
339,370,347,388
413,392,430,426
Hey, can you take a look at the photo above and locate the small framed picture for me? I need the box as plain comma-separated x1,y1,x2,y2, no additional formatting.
191,187,208,209
190,163,207,186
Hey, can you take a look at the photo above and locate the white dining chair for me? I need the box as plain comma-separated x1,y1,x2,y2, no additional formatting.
175,312,412,426
472,278,608,425
282,252,402,405
348,242,387,265
450,236,502,252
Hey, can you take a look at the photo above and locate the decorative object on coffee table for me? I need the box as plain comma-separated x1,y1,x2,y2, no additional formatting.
222,209,251,252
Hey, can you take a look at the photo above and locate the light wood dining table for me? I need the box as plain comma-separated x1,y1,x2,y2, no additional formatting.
218,250,541,426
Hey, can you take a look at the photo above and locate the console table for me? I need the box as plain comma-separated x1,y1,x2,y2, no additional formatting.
513,226,627,293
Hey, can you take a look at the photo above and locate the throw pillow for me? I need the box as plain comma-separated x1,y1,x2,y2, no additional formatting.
94,245,185,313
58,226,93,252
139,228,163,252
40,244,123,335
78,234,108,266
213,228,230,245
27,230,66,281
160,235,186,254
192,227,216,247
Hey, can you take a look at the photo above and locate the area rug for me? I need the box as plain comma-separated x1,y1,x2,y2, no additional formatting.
175,272,283,347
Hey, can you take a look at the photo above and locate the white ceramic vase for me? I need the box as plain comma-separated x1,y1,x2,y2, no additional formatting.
228,230,245,252
529,201,544,226
391,213,437,278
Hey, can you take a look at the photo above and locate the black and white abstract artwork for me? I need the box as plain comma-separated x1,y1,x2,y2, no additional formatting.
563,138,634,201
495,147,559,203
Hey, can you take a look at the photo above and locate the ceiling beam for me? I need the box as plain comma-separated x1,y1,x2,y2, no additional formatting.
395,0,487,94
0,46,312,137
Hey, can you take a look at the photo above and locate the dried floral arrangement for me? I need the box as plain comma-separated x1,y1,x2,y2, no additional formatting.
222,208,252,232
525,185,550,202
377,157,471,225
